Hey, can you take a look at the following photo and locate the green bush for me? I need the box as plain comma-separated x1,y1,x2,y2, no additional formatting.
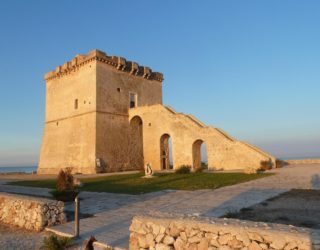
41,234,72,250
175,165,191,174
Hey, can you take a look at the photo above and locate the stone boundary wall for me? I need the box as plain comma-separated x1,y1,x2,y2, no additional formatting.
286,159,320,165
130,216,320,250
0,192,66,231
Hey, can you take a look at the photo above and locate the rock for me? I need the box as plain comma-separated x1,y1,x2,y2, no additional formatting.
155,243,171,250
258,243,268,249
174,238,186,250
152,223,160,235
129,234,140,250
270,236,286,249
210,239,220,247
163,235,174,245
180,231,187,241
228,238,243,249
219,246,231,250
248,232,263,242
188,235,201,244
137,235,148,248
248,242,262,250
218,234,233,245
197,238,209,250
187,243,198,250
236,232,251,246
156,234,165,243
169,225,180,237
146,233,155,247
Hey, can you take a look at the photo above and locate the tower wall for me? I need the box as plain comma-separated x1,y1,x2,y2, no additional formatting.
38,61,97,174
38,49,164,174
95,60,163,171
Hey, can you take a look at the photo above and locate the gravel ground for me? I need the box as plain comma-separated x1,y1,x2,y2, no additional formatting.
0,223,45,250
0,223,102,250
226,189,320,229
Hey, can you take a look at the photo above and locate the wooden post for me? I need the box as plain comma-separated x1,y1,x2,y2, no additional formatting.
74,195,80,238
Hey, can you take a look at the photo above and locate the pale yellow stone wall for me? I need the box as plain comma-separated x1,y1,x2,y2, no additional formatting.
95,60,162,171
129,105,275,171
38,59,97,174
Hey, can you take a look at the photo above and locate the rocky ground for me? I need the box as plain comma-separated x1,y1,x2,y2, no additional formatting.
226,189,320,229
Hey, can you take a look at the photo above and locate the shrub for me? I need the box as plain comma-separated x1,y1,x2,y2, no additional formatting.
50,189,79,202
194,167,203,173
260,160,273,171
175,165,191,174
41,234,72,250
275,159,288,168
56,168,74,192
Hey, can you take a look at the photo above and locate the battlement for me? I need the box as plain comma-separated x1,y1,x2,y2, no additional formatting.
44,49,164,82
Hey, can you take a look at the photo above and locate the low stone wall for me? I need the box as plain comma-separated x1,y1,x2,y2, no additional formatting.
287,159,320,165
130,216,320,250
0,192,66,231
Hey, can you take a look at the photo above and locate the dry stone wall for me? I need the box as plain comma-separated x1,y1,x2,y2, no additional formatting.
0,192,66,231
130,216,320,250
287,159,320,165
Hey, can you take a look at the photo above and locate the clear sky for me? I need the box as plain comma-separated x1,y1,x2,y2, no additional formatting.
0,1,320,167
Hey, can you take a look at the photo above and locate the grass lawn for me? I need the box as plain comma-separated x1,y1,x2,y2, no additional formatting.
7,172,273,195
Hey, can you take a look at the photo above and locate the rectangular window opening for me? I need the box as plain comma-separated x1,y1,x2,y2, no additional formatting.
129,93,137,108
74,99,78,109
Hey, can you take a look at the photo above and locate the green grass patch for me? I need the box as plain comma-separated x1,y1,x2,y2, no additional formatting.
7,172,273,195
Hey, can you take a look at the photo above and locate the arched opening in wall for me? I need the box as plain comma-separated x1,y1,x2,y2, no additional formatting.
129,116,144,170
192,140,208,170
160,134,173,170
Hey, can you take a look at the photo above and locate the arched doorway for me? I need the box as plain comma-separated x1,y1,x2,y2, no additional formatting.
129,116,144,170
160,134,173,170
192,139,207,170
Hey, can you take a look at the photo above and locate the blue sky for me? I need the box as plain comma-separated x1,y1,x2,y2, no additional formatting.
0,1,320,166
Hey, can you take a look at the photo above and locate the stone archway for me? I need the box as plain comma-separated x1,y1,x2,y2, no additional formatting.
192,139,207,170
129,116,144,170
160,134,173,170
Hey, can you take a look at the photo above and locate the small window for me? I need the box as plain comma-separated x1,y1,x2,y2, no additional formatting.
129,93,137,108
74,99,78,109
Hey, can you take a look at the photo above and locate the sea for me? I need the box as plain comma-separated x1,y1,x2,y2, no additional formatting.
0,166,37,174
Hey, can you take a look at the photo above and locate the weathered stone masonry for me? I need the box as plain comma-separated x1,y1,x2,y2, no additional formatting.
130,216,320,250
38,49,275,174
0,192,65,231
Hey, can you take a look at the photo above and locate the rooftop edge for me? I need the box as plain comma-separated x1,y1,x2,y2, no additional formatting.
44,49,164,82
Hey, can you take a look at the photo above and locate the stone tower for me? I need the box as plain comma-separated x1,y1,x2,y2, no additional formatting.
38,50,163,174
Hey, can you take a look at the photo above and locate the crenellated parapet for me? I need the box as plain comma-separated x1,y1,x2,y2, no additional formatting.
44,49,164,82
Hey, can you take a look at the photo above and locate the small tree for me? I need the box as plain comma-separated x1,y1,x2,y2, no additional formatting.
56,168,74,192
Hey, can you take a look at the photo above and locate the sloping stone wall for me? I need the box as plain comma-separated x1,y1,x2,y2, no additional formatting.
130,216,320,250
0,192,66,231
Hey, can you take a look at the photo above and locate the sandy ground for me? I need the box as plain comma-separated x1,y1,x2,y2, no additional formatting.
226,189,320,229
0,223,45,250
0,223,105,250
